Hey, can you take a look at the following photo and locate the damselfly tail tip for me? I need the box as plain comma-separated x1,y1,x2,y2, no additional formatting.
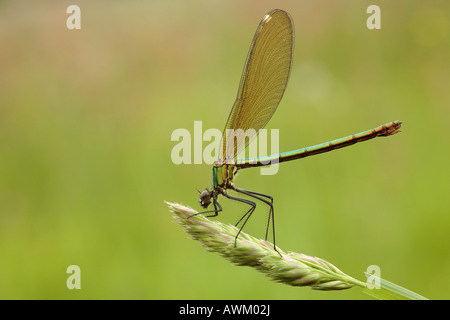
380,120,402,136
392,120,402,135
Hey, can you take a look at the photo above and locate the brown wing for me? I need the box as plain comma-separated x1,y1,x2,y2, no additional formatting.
219,9,294,162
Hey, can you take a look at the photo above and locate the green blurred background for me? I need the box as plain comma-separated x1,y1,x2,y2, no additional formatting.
0,0,449,299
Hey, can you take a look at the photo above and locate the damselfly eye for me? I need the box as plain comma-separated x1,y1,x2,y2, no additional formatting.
199,190,211,208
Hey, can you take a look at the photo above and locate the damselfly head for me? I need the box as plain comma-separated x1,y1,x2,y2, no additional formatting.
199,189,211,208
